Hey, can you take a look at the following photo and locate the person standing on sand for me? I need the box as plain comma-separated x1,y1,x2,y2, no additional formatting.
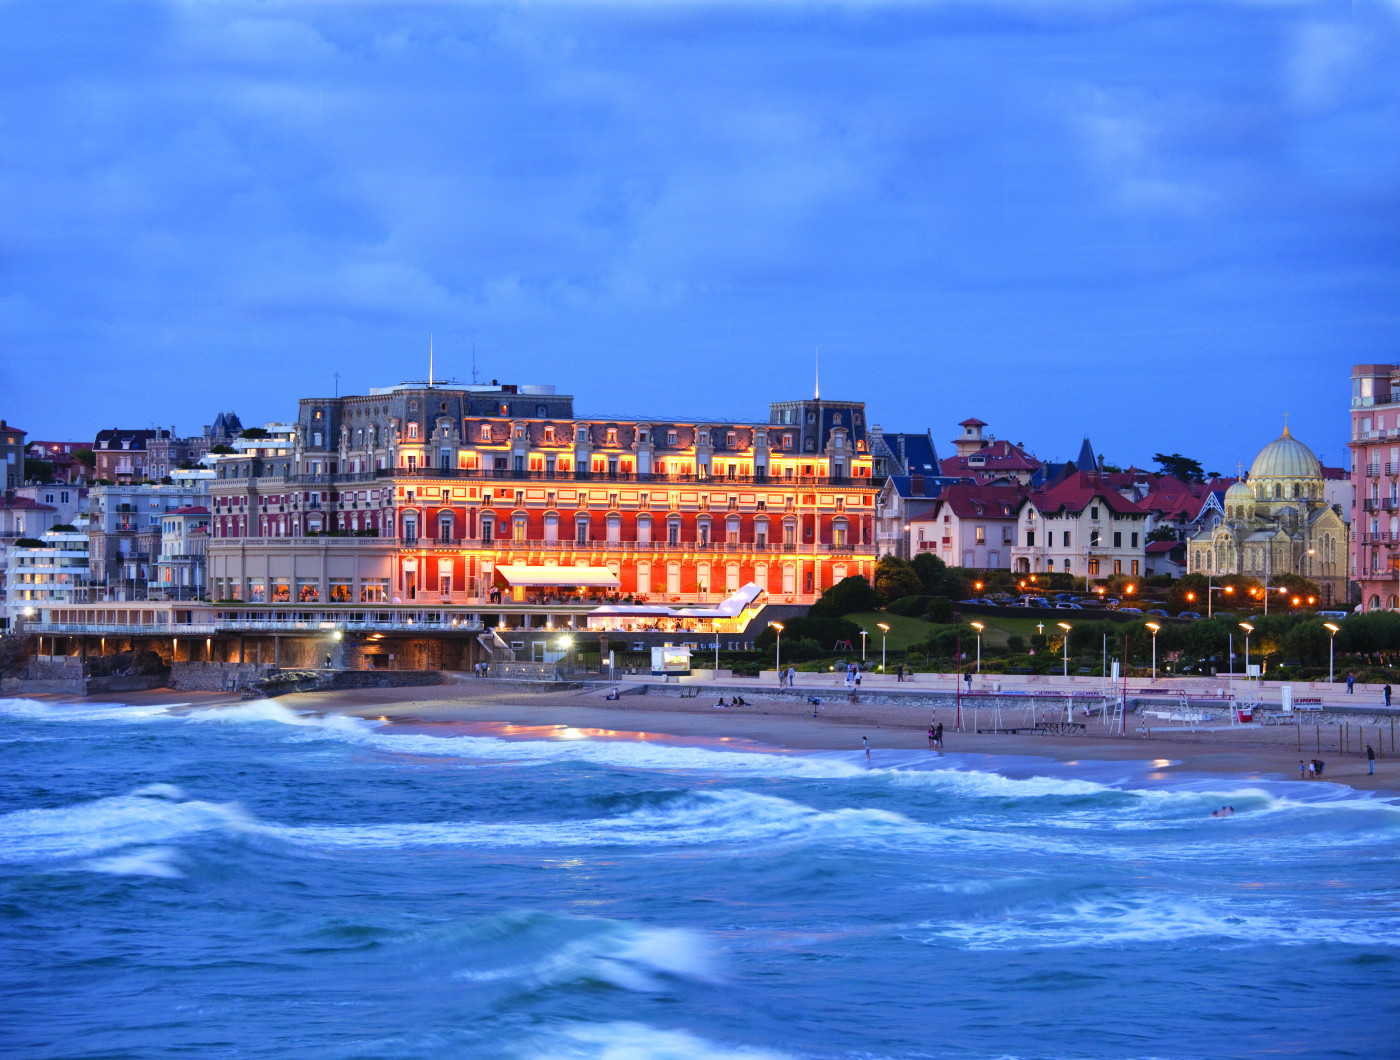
1367,744,1375,775
935,722,944,749
788,666,796,689
929,726,937,748
1385,684,1392,707
1346,672,1355,694
1300,760,1306,781
863,735,870,760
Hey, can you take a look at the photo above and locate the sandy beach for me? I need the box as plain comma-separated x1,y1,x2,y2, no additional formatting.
115,682,1400,795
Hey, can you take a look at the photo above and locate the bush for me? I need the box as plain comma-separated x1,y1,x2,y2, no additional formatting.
1006,634,1026,653
13,537,44,548
50,523,77,532
873,555,923,602
809,575,881,617
754,616,863,653
886,594,931,617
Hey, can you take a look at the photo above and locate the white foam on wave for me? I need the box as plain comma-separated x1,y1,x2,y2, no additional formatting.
455,920,718,993
522,1022,794,1060
0,785,252,863
80,845,184,878
265,788,931,852
925,895,1400,950
0,696,182,723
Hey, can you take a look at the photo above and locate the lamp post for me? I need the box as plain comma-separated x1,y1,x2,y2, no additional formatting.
859,628,868,662
770,621,783,677
1324,622,1339,684
1145,622,1160,681
1057,621,1071,677
970,621,984,673
1239,622,1253,679
877,622,889,672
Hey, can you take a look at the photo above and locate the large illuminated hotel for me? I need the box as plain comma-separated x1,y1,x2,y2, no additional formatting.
204,377,876,609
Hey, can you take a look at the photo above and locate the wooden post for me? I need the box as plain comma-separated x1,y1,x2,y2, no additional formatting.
1316,724,1320,754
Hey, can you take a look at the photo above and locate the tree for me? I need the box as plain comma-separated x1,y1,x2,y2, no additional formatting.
23,458,53,483
1146,526,1178,543
1153,453,1204,483
209,444,237,455
873,555,923,602
75,449,96,468
911,552,948,595
809,575,882,617
240,427,270,439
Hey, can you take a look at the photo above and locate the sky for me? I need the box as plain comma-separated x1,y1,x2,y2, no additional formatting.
2,0,1397,475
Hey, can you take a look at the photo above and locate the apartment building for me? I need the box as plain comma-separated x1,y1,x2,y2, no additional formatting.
1349,363,1400,609
1011,471,1151,580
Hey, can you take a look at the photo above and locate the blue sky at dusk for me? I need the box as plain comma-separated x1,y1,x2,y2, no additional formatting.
2,1,1397,474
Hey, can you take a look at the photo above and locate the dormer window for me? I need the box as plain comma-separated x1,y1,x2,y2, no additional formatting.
606,428,618,445
481,425,492,443
544,426,556,444
783,433,792,448
667,430,678,446
406,423,418,440
513,425,525,439
576,427,588,443
726,431,737,447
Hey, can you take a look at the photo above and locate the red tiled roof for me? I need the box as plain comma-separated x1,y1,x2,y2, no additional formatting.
941,439,1041,475
168,506,210,515
1,496,56,511
958,417,987,427
923,483,1025,521
1145,540,1181,554
1026,471,1148,516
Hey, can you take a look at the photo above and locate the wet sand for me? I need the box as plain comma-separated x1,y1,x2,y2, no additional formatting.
124,682,1400,795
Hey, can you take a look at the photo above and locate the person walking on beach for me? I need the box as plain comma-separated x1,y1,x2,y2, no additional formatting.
863,735,870,760
1346,672,1355,694
1299,760,1307,781
935,722,944,749
929,725,937,749
788,666,796,689
1367,744,1375,775
1385,684,1392,707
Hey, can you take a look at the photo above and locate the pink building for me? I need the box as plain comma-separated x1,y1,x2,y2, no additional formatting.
1349,363,1400,610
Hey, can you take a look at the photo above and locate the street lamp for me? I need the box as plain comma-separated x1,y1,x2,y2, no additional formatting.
1057,621,1071,677
769,622,783,675
877,622,890,672
859,628,868,662
970,621,984,673
1324,622,1339,684
1145,622,1160,681
1239,622,1253,677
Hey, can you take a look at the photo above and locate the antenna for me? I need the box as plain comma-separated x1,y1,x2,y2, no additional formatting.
334,371,340,398
814,346,820,401
472,341,479,385
429,333,435,387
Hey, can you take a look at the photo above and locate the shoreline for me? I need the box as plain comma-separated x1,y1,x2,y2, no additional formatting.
76,683,1399,795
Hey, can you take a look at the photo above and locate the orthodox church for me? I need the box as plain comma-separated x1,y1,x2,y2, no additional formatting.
1186,424,1348,605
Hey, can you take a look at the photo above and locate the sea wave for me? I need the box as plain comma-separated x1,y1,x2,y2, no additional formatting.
0,783,252,863
436,912,719,993
520,1021,795,1060
264,788,931,852
924,895,1400,950
0,696,182,723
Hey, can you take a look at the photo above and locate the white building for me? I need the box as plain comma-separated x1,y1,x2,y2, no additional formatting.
908,484,1022,570
1011,472,1151,581
153,506,211,601
4,527,91,626
16,484,87,526
84,482,211,600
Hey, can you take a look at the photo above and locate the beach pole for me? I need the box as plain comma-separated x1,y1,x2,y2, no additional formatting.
1316,725,1320,754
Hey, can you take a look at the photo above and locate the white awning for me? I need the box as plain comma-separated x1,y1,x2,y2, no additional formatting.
676,583,765,618
494,565,621,588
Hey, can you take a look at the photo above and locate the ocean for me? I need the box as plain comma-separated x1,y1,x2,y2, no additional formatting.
0,696,1396,1060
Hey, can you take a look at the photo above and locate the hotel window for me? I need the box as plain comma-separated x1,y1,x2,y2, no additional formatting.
544,426,555,443
576,516,590,544
577,427,588,443
438,513,453,541
513,514,527,542
726,431,737,447
606,428,618,445
481,425,492,443
668,518,681,545
833,518,848,547
407,423,419,439
607,514,621,543
726,515,740,543
544,513,559,542
513,425,525,439
480,515,493,543
637,514,652,542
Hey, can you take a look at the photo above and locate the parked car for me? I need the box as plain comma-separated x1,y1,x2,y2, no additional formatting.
1178,611,1202,619
1028,596,1052,608
1055,602,1083,610
1054,593,1081,602
1119,606,1143,614
1145,609,1169,617
1102,597,1121,610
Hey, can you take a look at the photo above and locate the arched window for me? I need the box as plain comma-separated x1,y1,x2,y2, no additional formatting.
726,515,741,544
544,512,559,542
754,516,769,548
667,517,681,545
1292,483,1300,499
726,562,740,591
513,514,527,543
403,515,418,544
575,514,590,544
480,514,494,543
1274,483,1282,499
438,512,453,542
480,424,492,443
832,517,848,547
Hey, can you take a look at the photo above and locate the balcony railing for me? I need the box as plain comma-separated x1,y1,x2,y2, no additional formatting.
218,467,869,489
